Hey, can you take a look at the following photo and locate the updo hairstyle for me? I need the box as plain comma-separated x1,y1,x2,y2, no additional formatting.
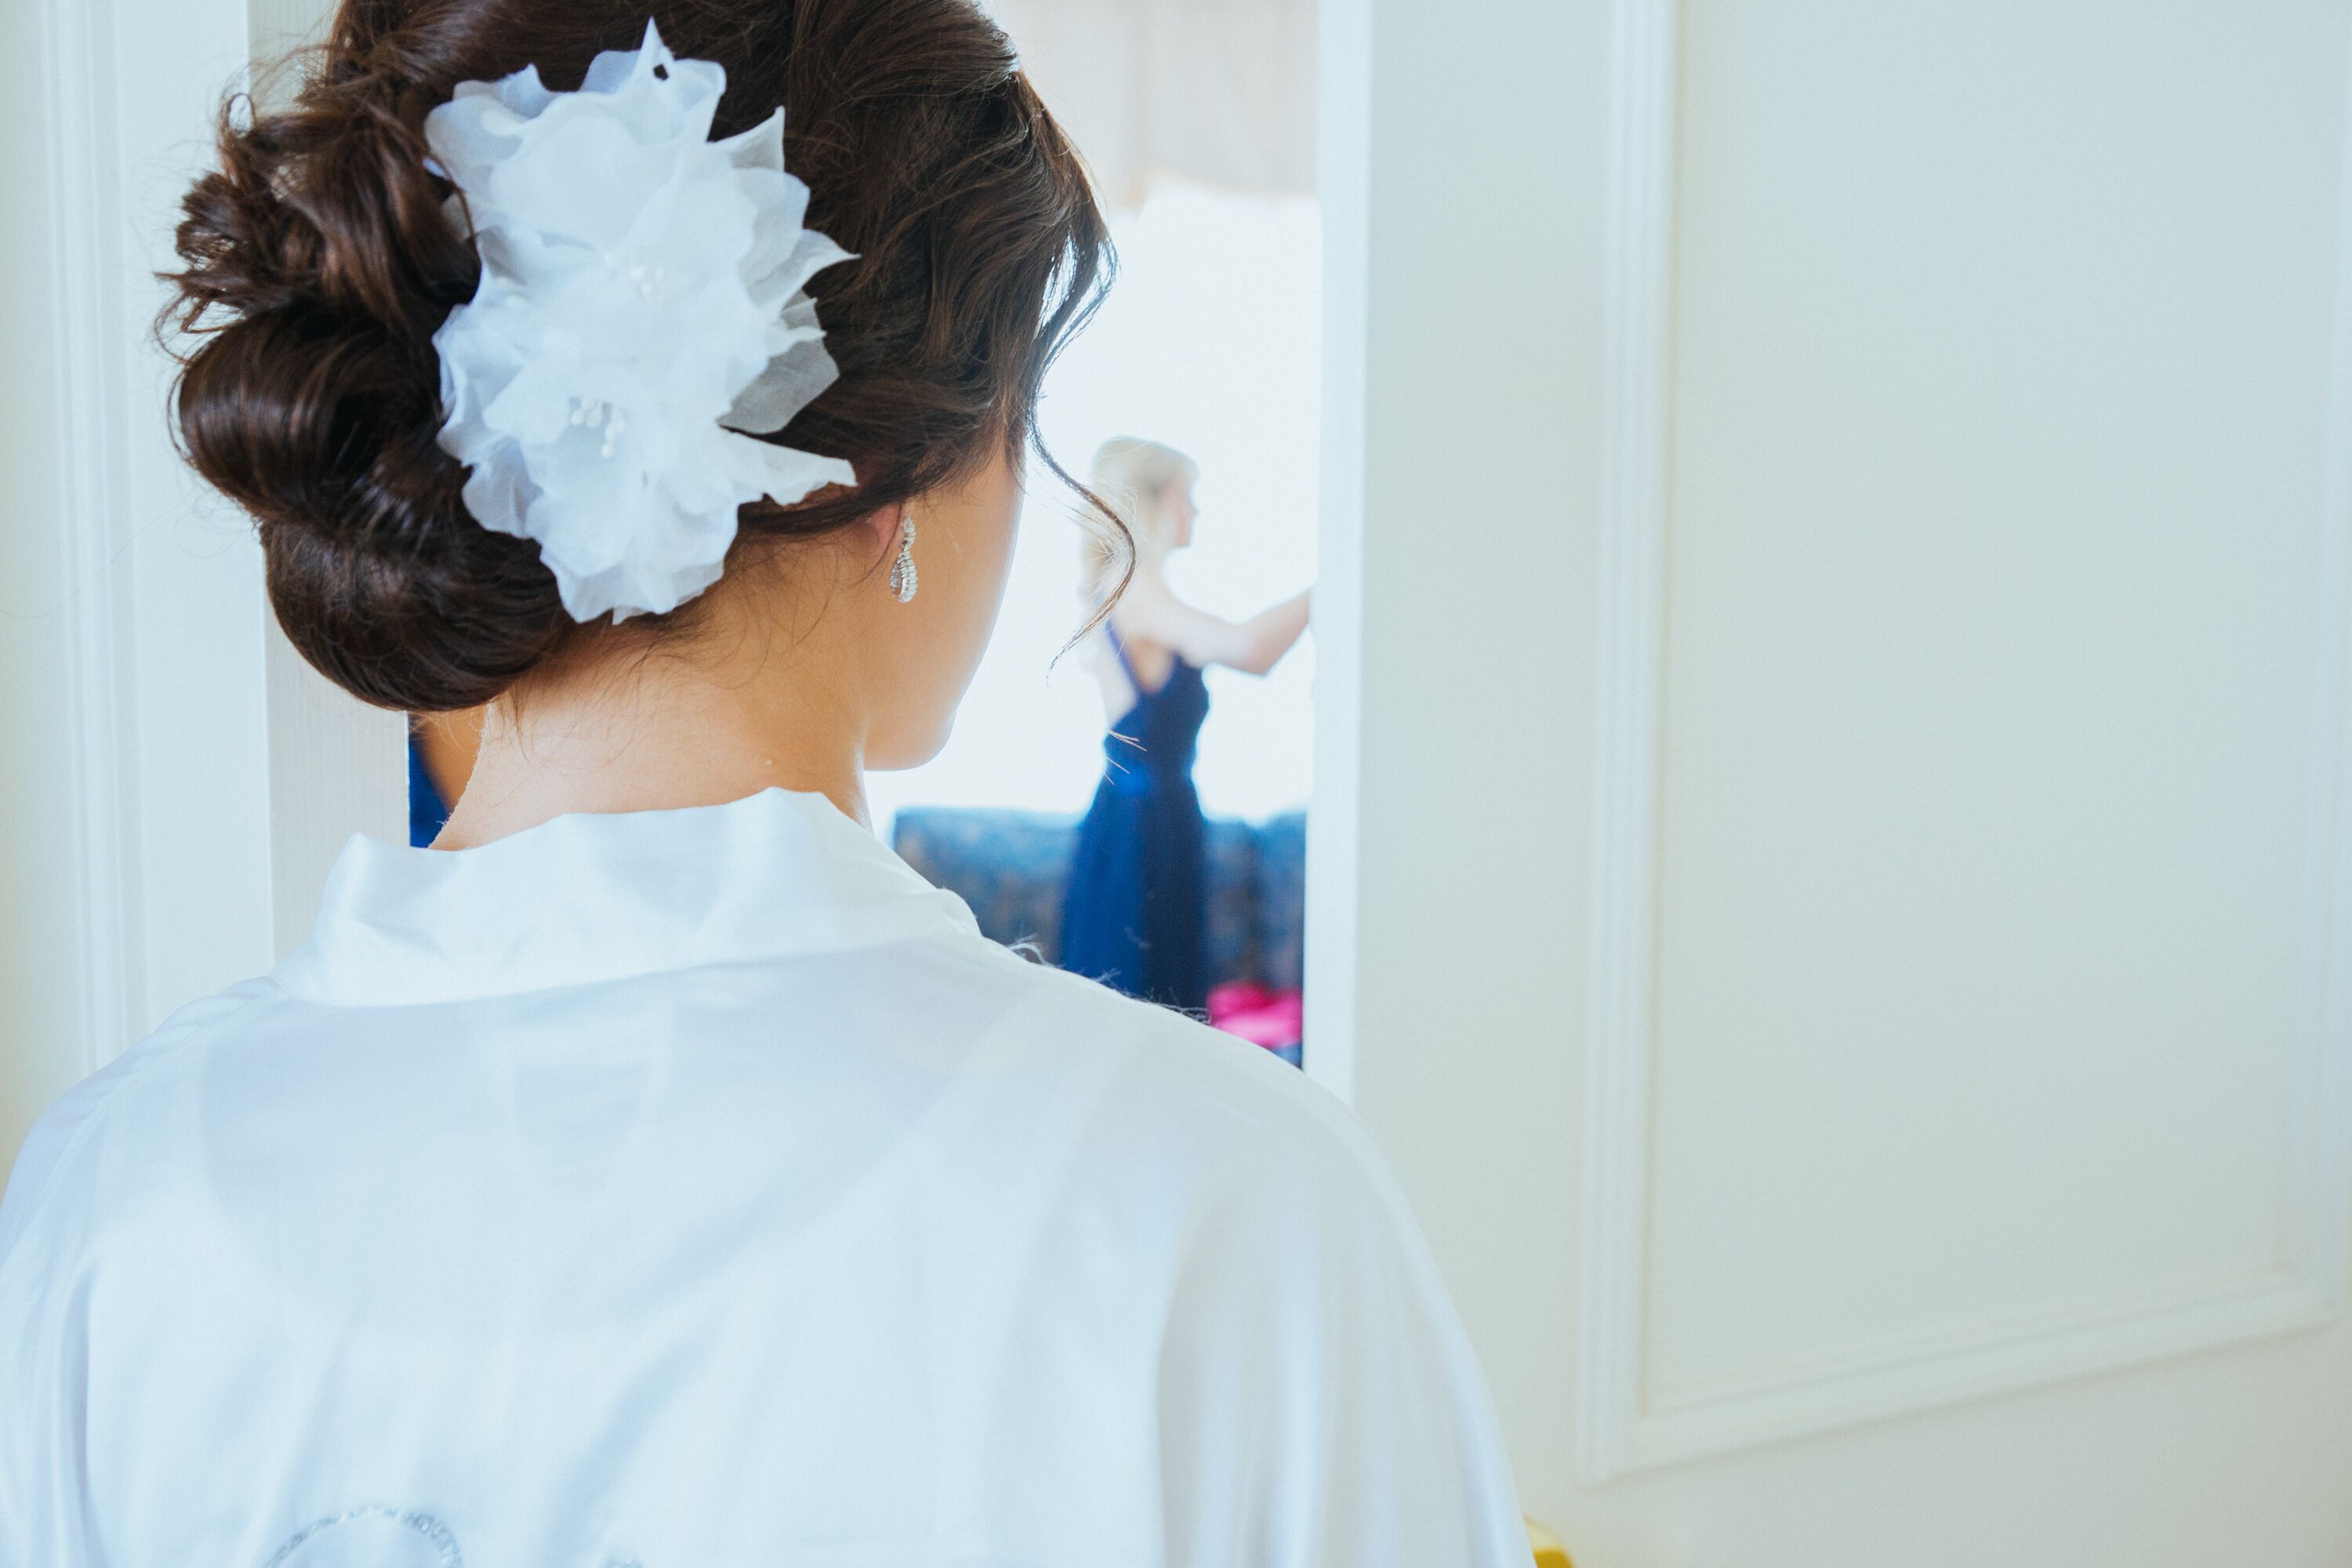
1078,436,1196,606
165,0,1113,711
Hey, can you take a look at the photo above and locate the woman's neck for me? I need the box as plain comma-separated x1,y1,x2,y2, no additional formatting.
434,628,872,850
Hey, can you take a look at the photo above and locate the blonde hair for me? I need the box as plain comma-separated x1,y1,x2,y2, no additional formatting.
1080,437,1198,605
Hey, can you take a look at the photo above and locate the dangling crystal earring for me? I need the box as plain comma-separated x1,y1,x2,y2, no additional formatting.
889,514,918,603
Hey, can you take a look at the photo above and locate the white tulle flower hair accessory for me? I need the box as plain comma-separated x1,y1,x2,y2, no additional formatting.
426,20,856,622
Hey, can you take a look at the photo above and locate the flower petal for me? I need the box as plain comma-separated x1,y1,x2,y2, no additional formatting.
426,23,855,622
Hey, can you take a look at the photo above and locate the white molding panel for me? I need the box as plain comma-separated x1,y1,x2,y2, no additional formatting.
1577,0,1681,1483
38,0,147,1072
25,0,332,1051
1577,0,2352,1479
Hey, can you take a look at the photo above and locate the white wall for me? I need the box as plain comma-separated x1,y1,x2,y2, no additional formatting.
1,0,96,1160
2,0,399,1171
2,0,275,1160
1317,0,2352,1560
1310,0,1595,1492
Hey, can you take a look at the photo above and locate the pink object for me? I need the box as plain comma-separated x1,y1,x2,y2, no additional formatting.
1208,982,1304,1051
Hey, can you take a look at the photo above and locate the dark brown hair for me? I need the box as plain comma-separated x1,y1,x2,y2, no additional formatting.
165,0,1112,711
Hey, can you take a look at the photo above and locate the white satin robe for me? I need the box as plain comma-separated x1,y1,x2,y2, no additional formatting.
0,789,1525,1567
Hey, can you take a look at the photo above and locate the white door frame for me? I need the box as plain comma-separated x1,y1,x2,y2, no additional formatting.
1304,0,1372,1109
37,0,152,1074
35,0,402,1077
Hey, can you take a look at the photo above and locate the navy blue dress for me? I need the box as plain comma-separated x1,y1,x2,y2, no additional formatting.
1059,627,1210,1013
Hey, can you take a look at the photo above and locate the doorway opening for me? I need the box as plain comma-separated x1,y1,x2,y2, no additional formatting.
405,0,1333,1069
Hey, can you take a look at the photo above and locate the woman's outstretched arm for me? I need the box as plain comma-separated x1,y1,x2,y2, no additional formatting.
1114,575,1312,676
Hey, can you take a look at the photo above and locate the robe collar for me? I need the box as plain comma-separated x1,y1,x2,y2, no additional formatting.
271,788,979,1007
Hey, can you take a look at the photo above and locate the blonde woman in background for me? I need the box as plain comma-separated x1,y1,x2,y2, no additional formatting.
1059,437,1312,1012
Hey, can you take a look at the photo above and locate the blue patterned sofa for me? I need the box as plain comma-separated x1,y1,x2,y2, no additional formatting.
890,808,1305,993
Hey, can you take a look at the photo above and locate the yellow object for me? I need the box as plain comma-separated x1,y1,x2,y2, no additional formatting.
1526,1518,1573,1568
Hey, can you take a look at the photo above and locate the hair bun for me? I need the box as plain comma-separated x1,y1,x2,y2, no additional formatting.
164,0,1113,714
166,56,567,712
